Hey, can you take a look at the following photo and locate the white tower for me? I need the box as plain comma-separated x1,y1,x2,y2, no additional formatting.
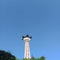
22,35,32,59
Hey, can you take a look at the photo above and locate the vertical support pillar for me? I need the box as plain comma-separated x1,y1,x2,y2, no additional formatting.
24,41,31,59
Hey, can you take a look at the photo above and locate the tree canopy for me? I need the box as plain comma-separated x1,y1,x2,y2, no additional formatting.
23,56,46,60
0,50,16,60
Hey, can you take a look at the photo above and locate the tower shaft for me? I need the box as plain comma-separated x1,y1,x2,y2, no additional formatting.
24,41,31,59
22,35,32,59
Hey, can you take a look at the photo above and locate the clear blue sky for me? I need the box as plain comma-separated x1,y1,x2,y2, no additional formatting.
0,0,60,60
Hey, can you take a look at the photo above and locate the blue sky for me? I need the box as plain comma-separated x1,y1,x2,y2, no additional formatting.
0,0,60,60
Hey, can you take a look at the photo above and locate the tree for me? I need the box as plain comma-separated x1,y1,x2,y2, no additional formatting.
0,50,16,60
30,56,36,60
39,56,46,60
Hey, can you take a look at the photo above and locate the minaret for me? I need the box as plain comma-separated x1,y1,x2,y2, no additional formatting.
22,35,32,59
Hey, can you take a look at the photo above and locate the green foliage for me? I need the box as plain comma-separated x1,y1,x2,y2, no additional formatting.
30,56,36,60
39,56,46,60
22,56,46,60
30,56,46,60
0,50,16,60
23,58,28,60
16,58,20,60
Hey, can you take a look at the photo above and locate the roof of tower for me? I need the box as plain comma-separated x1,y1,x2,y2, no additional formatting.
22,35,32,40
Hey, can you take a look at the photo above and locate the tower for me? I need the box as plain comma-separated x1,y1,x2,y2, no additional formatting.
22,35,32,59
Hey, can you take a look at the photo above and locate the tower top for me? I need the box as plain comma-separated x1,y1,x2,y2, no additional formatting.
22,35,32,40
